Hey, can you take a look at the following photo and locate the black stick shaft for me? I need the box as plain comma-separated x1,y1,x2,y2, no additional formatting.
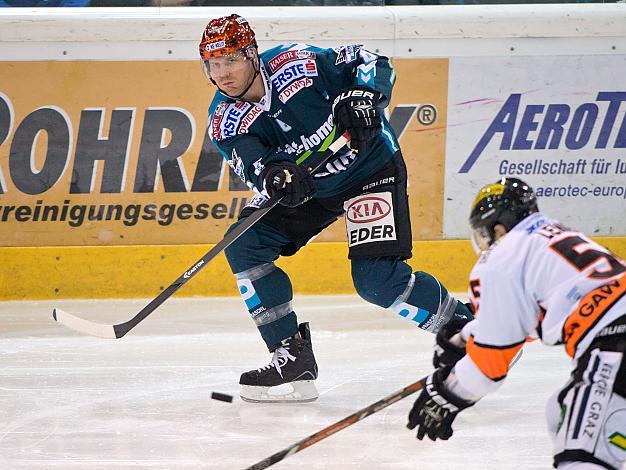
53,133,349,339
112,197,280,337
112,133,348,338
243,379,424,470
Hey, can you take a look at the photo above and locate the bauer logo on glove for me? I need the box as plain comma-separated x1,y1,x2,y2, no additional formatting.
332,86,383,155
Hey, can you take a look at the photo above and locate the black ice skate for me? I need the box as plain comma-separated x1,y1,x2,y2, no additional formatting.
239,322,319,403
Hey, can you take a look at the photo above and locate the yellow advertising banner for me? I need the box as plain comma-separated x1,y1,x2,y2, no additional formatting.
390,58,448,241
0,59,447,247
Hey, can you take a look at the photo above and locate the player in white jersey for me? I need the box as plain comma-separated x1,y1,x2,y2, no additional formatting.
406,177,626,469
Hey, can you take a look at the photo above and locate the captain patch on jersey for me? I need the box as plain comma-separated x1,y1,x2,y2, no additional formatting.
344,192,396,246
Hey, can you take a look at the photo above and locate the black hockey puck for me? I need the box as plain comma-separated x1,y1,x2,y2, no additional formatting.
211,392,234,403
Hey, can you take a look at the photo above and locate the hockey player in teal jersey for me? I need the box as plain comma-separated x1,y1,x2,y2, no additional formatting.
200,14,472,403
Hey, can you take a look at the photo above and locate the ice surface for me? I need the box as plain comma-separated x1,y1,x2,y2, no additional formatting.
0,295,571,469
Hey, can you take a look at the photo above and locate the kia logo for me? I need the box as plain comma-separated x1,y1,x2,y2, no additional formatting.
346,196,391,223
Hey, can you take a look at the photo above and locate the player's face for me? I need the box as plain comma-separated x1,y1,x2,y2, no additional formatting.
204,52,255,95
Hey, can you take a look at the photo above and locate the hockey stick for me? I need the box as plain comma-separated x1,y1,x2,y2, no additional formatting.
243,348,525,469
52,133,350,339
243,378,425,470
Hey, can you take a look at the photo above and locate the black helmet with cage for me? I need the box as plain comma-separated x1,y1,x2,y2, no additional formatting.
469,177,539,253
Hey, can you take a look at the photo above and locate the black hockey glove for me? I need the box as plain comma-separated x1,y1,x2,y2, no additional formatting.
407,366,474,441
263,160,315,208
332,86,382,155
433,318,472,369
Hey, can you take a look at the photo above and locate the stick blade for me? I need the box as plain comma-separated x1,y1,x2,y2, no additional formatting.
52,308,118,339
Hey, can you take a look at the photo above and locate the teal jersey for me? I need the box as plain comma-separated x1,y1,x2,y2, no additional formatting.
208,43,400,199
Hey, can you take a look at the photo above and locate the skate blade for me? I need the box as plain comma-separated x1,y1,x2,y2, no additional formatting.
240,380,319,403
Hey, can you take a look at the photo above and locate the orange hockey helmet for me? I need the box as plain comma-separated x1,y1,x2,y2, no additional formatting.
199,14,257,61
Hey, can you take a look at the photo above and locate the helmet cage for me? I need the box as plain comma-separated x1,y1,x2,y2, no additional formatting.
469,178,538,254
470,220,496,254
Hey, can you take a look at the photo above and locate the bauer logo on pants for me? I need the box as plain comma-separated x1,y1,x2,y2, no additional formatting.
344,192,396,246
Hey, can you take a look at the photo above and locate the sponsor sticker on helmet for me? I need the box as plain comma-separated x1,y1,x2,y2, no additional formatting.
344,192,396,246
206,41,226,51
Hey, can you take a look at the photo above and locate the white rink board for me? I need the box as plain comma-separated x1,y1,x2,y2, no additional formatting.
444,55,626,239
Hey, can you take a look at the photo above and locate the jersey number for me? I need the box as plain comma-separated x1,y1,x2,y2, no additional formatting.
468,279,481,312
550,235,625,279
